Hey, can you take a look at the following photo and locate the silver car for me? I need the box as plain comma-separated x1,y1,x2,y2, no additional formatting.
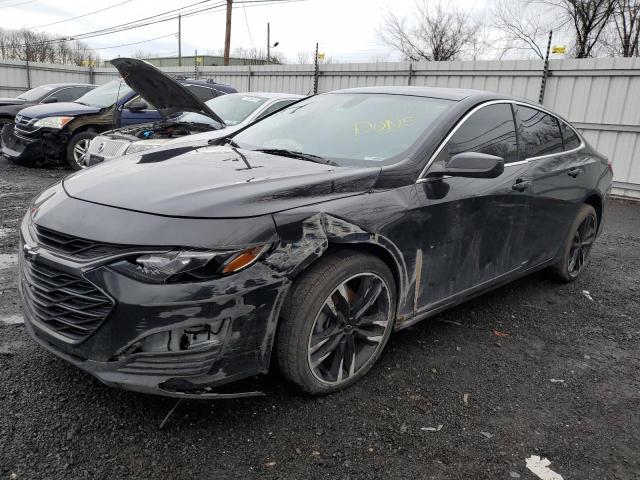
84,92,303,166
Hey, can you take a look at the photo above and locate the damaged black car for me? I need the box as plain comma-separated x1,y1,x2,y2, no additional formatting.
18,87,612,398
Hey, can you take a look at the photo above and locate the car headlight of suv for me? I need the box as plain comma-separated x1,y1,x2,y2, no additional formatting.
110,245,270,284
34,116,73,129
125,140,168,155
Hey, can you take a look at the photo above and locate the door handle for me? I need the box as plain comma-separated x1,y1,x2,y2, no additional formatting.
511,179,532,192
567,167,581,178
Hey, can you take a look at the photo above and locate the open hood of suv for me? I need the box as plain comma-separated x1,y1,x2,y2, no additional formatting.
110,57,225,125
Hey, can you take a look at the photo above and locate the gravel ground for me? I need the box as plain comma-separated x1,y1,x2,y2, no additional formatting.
1,157,639,480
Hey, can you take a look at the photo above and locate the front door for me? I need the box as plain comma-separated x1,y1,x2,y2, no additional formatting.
119,96,163,127
413,102,534,311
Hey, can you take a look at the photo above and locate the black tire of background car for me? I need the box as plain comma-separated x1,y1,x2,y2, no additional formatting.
276,250,396,395
552,204,598,282
66,130,97,171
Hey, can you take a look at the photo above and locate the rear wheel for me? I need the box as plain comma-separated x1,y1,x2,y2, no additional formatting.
277,250,396,395
552,204,598,282
66,130,96,170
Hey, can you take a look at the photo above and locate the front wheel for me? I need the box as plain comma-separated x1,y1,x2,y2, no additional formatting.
277,250,396,395
66,130,97,170
552,204,598,282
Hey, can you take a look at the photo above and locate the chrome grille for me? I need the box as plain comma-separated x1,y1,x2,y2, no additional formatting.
87,137,130,159
20,258,113,341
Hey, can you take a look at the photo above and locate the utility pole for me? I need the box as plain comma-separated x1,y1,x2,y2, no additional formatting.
267,22,270,63
224,0,232,66
178,14,182,67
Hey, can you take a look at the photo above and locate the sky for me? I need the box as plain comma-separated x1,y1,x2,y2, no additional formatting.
0,0,494,63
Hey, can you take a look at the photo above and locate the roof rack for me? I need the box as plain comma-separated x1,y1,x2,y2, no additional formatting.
172,75,217,84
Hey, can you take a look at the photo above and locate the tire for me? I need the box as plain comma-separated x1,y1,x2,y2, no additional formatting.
551,204,598,282
66,130,97,170
277,250,397,395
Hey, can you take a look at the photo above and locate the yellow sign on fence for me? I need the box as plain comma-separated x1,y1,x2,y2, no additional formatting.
552,46,567,54
317,52,325,61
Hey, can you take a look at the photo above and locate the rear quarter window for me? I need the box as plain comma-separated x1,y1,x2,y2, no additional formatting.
560,121,581,150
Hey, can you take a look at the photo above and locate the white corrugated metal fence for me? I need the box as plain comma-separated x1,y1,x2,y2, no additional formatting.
0,57,638,198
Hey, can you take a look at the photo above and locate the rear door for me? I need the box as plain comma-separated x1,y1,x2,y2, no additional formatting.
514,104,586,265
413,102,534,309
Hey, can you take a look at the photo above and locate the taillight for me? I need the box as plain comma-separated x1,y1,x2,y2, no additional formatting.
607,159,613,174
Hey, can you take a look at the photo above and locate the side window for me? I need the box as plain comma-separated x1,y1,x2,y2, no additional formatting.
446,103,518,163
46,87,86,103
515,105,563,158
125,95,154,110
185,85,216,101
255,100,297,121
559,120,581,151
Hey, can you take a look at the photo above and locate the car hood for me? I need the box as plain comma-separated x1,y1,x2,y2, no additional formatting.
63,145,380,218
0,98,26,106
111,57,224,126
16,101,101,119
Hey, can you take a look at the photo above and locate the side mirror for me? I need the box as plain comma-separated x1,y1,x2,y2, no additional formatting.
42,97,57,104
428,152,504,179
126,100,148,112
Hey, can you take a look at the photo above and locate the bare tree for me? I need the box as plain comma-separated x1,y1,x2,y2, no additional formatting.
296,50,311,64
493,0,553,59
534,0,616,57
611,0,640,55
0,28,98,65
377,0,481,61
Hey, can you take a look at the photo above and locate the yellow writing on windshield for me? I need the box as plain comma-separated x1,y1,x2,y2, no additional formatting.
353,116,416,136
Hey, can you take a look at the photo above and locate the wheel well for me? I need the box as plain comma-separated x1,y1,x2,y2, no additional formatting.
325,242,401,299
584,194,603,227
69,125,98,137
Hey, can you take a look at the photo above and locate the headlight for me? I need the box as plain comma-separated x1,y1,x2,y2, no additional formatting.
125,140,168,155
34,116,73,129
110,245,270,284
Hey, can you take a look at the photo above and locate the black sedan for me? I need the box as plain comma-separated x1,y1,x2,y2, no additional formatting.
18,87,612,398
0,83,95,127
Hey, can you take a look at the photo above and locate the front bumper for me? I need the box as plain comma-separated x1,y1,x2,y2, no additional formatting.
1,123,44,162
18,216,290,398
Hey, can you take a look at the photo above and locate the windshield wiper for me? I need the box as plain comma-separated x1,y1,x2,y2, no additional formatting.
254,148,338,166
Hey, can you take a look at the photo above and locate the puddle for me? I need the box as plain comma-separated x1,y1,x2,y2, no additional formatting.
0,314,23,326
0,253,18,269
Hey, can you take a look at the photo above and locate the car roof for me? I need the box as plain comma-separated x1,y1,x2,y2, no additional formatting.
225,92,305,100
328,86,511,102
38,83,96,88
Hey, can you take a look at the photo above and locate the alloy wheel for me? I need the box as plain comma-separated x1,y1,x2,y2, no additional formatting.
73,139,90,167
307,273,392,385
568,213,597,278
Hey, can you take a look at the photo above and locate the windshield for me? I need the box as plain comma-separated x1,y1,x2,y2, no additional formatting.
75,79,132,108
17,85,57,101
233,93,453,165
204,94,268,125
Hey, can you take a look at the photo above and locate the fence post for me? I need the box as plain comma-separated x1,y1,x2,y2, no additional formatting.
313,42,319,94
89,65,95,85
538,30,553,104
407,63,414,86
247,66,252,92
25,59,31,89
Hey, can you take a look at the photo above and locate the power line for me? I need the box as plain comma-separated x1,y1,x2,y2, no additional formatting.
26,0,133,30
12,0,307,48
90,32,178,50
0,0,37,8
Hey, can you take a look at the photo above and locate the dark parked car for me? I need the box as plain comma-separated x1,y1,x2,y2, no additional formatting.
0,83,96,128
1,60,236,169
18,87,612,398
